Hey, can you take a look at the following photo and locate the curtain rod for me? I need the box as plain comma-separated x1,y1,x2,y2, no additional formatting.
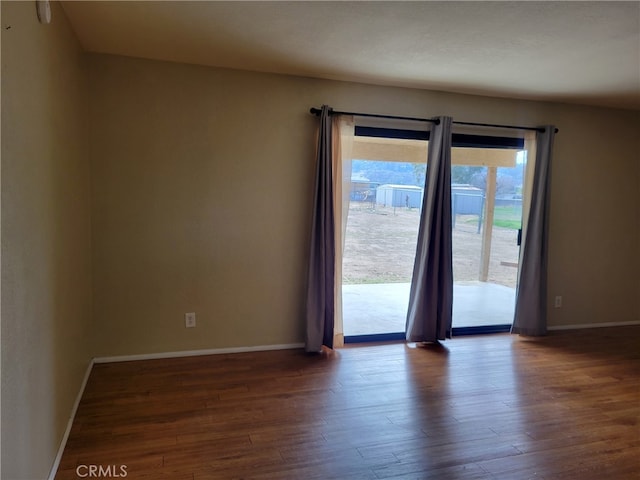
309,107,439,125
309,107,558,133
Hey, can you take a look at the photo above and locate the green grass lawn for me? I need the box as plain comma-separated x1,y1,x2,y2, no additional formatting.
493,205,522,229
464,205,522,230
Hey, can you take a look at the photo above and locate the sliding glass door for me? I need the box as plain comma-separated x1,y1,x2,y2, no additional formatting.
340,129,429,341
451,148,526,333
340,127,530,341
342,158,423,339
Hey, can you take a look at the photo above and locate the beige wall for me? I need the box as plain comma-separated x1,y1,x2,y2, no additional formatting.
1,2,93,479
544,107,640,327
88,54,640,357
1,5,638,477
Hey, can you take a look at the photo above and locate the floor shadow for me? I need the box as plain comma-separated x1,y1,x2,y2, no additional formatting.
512,325,640,366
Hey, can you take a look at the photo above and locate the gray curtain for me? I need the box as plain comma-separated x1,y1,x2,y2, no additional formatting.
512,126,556,336
305,105,335,352
406,116,454,343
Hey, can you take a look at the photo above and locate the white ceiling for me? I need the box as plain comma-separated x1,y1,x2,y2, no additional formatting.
61,1,640,110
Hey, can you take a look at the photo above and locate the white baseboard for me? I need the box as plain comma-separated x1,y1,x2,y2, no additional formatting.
48,358,95,480
93,342,305,364
548,320,640,331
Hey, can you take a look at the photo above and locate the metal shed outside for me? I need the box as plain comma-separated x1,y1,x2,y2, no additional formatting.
376,184,423,208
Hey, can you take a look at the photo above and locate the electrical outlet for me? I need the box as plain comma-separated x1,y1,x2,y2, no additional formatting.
185,312,196,328
554,296,562,308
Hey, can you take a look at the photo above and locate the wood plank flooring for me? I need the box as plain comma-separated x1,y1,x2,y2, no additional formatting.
55,327,640,479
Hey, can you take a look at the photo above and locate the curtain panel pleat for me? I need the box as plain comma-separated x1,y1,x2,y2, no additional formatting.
406,116,454,343
305,106,335,352
511,126,556,336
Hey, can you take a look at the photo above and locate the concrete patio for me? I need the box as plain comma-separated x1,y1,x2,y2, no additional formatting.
342,281,515,336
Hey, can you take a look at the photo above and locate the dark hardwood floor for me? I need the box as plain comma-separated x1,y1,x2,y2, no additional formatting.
56,327,640,479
